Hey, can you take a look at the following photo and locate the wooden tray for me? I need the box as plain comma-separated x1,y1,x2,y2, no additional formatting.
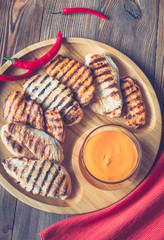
0,38,162,214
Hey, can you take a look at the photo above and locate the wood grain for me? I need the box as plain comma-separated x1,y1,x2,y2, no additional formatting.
0,0,163,239
0,186,17,240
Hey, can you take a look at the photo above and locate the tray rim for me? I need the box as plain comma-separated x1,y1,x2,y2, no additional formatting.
0,37,162,214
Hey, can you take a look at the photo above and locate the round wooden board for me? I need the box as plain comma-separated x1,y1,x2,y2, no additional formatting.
0,38,162,214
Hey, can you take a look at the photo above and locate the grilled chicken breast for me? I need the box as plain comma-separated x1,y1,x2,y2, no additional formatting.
44,109,65,144
3,91,45,131
45,55,95,106
1,123,63,163
23,74,84,126
2,157,71,200
85,53,122,118
120,76,145,128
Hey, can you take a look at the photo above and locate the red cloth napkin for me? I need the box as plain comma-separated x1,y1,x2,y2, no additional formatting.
40,149,164,240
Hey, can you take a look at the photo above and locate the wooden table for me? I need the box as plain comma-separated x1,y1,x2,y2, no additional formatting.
0,1,163,239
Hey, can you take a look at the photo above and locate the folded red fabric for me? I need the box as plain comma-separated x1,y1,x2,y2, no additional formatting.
40,149,164,240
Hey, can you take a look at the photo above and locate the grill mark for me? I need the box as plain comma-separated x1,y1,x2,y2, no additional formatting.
12,141,17,149
34,138,41,154
24,75,40,92
55,93,72,108
114,106,121,110
126,96,141,105
62,62,81,85
45,86,68,110
31,105,40,128
63,110,79,124
6,92,20,121
8,137,23,153
40,75,49,84
41,162,54,187
51,57,66,71
27,161,37,183
38,82,51,97
97,77,114,85
39,81,61,107
125,109,145,120
66,62,82,89
51,59,69,78
124,89,139,99
67,66,88,92
54,175,66,196
2,159,6,165
95,70,111,78
136,109,145,115
46,114,61,122
32,87,38,93
104,83,117,91
27,102,34,123
17,144,23,153
41,145,47,158
6,135,12,142
121,84,134,92
94,63,109,70
7,164,12,169
12,97,25,122
20,167,25,179
57,61,77,83
120,78,132,85
89,57,106,66
129,102,144,111
20,100,28,121
103,106,121,116
75,71,92,93
46,166,61,196
8,123,16,134
17,124,23,143
23,129,29,143
109,91,119,97
60,99,74,113
28,135,34,149
31,160,46,192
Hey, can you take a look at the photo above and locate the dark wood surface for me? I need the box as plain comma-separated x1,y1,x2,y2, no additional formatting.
0,1,163,240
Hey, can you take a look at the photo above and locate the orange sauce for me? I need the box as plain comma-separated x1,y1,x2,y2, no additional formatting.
83,130,138,182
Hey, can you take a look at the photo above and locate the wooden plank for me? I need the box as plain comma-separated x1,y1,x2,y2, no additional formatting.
0,0,11,65
155,0,164,114
12,201,73,240
0,186,17,240
0,1,18,240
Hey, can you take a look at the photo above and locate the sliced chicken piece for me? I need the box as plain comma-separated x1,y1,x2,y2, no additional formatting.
23,74,84,126
45,55,95,106
0,123,63,163
1,157,71,200
3,91,45,131
44,108,65,144
85,53,123,118
120,76,146,128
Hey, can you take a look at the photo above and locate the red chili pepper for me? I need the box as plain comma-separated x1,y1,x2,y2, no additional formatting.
3,31,62,70
49,8,107,19
0,69,33,81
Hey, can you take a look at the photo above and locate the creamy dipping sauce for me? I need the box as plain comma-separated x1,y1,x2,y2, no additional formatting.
83,130,138,182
